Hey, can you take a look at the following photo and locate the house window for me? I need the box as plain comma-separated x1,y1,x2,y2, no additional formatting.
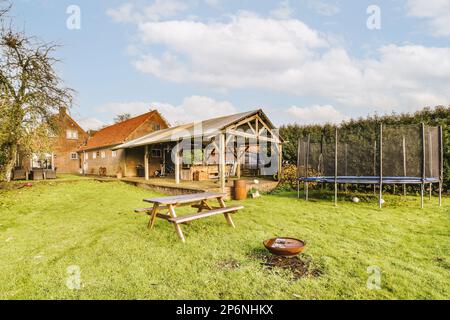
70,152,78,160
151,149,162,158
66,130,78,140
101,151,106,159
93,152,96,159
112,150,117,158
153,123,161,131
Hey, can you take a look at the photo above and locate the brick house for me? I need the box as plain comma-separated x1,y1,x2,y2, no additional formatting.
52,107,89,173
16,107,88,174
79,110,169,177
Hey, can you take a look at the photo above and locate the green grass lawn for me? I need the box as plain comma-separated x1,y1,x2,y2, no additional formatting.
0,179,449,299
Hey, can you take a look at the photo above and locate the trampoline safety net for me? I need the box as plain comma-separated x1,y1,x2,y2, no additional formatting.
297,124,441,181
297,123,444,208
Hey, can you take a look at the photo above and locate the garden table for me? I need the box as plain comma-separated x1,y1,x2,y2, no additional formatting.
139,192,243,242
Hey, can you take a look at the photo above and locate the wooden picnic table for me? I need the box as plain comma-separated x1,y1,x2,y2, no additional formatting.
137,192,243,242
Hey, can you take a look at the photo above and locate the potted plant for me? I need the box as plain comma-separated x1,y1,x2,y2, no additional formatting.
249,179,261,198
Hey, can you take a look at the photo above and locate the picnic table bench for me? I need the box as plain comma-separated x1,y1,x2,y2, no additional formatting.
135,192,243,242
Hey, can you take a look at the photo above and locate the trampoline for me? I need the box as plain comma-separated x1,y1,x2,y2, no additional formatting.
300,176,440,184
297,123,444,208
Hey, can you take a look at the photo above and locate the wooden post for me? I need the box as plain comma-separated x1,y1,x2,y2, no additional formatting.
219,133,226,193
421,123,425,209
162,146,166,176
277,143,283,182
175,142,180,184
235,136,241,179
438,126,443,207
237,145,241,180
144,145,149,180
379,124,383,209
334,128,338,207
402,136,407,196
81,150,87,175
305,134,310,201
123,149,128,177
255,119,259,176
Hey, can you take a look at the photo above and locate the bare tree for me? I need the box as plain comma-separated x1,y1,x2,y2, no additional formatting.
0,2,73,181
114,113,131,123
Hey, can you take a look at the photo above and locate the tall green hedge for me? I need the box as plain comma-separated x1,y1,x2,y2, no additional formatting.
279,106,450,189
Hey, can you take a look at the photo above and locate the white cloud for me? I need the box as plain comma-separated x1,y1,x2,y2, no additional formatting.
107,0,188,23
106,3,137,23
77,117,106,131
98,101,151,116
204,0,220,8
406,0,450,37
109,7,450,113
97,95,238,126
306,0,340,16
270,0,294,20
287,105,346,124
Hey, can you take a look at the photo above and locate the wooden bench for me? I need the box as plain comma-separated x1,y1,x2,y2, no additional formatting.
135,207,169,213
168,205,244,224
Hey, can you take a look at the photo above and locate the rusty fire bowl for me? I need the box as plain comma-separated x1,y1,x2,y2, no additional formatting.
263,237,306,257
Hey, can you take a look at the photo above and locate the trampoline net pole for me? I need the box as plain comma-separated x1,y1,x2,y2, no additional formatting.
379,123,383,209
428,129,433,200
344,143,348,193
305,134,310,201
373,139,377,196
402,135,407,196
334,127,338,206
297,137,300,199
439,126,443,207
421,123,425,209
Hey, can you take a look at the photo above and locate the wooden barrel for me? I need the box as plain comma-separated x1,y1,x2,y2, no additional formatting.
233,180,247,200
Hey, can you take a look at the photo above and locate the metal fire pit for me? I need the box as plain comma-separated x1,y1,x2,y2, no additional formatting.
263,237,306,257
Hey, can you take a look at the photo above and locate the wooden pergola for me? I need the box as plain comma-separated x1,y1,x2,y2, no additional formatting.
115,109,283,193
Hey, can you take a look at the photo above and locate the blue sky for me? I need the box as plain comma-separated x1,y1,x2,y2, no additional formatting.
10,0,450,129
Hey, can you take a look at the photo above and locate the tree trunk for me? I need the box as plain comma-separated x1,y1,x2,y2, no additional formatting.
2,144,17,182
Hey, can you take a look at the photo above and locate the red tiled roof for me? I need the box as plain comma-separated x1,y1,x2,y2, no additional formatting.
80,111,159,151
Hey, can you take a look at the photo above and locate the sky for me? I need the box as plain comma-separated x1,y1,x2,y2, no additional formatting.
9,0,450,130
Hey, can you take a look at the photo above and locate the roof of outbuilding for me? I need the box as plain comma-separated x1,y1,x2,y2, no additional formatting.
113,109,281,150
80,110,165,151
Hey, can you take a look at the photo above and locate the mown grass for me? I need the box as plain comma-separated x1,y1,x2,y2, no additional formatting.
0,179,448,299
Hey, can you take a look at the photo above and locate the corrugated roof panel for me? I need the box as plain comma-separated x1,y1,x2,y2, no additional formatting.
114,110,264,149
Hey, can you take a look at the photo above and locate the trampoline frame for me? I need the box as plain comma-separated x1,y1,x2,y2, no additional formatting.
297,123,444,208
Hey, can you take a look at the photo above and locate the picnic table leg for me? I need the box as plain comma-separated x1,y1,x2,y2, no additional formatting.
218,197,235,228
199,199,213,212
168,204,185,242
148,203,159,230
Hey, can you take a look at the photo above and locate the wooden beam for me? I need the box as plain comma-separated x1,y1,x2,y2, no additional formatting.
123,149,127,177
278,143,283,181
225,129,279,143
230,115,258,130
175,142,180,184
219,133,226,193
256,119,259,174
144,145,149,180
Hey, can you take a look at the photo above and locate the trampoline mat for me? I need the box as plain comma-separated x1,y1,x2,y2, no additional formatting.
299,176,440,184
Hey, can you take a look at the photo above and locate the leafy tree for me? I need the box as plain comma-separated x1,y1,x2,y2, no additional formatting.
0,2,73,181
